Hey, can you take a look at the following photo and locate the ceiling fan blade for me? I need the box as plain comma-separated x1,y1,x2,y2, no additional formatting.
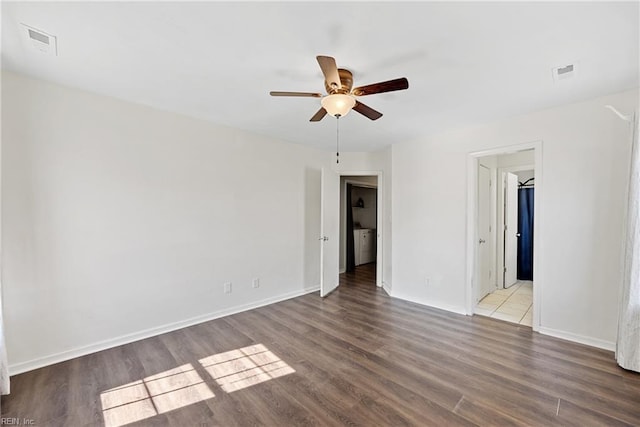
353,101,383,121
316,56,342,90
352,78,409,96
270,91,323,98
310,107,328,122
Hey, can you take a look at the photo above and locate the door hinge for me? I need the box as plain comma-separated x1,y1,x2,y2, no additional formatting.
504,267,507,273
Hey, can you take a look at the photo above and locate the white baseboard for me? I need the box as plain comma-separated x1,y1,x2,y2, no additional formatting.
382,281,393,296
538,326,616,351
390,292,467,316
9,286,320,376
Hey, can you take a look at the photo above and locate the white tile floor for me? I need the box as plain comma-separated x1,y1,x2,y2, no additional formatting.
475,282,533,326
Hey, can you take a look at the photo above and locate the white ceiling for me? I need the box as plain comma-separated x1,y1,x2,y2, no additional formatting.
2,2,638,152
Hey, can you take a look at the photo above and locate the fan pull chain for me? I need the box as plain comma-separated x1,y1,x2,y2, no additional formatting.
336,114,340,164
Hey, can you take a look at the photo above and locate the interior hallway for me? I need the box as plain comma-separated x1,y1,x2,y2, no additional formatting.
339,263,377,288
475,282,533,327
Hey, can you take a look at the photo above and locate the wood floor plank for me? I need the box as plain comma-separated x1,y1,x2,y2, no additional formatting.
351,308,637,424
2,263,639,426
224,313,461,425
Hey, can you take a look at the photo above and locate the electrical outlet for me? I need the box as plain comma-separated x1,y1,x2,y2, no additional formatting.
224,282,232,294
252,278,260,289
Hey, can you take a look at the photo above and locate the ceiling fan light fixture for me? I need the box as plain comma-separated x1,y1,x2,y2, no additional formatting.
270,55,408,122
321,94,356,117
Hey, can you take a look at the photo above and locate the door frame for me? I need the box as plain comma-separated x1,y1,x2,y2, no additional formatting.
465,141,543,332
503,171,520,289
336,170,384,288
476,164,494,303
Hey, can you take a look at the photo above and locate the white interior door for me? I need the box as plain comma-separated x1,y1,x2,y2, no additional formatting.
504,172,519,288
477,165,493,301
320,168,340,297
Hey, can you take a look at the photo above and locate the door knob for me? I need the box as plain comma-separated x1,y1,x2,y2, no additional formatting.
479,239,486,244
516,233,521,237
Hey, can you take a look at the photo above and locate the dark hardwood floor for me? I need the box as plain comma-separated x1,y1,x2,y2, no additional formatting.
3,263,640,426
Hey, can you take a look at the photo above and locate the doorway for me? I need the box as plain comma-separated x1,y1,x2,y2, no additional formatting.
466,144,541,330
319,169,383,297
498,166,535,289
340,176,378,287
516,173,535,281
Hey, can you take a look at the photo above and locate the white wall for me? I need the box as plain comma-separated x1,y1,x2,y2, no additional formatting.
1,72,330,373
392,88,638,347
516,170,535,183
498,150,535,168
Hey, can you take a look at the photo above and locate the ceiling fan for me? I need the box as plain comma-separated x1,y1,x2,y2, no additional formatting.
270,55,409,122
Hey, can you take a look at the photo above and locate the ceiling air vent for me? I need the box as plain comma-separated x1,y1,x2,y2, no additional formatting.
552,62,578,82
21,24,57,56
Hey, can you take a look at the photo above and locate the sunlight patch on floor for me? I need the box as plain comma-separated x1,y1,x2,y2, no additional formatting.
100,344,294,426
199,343,295,393
100,363,214,427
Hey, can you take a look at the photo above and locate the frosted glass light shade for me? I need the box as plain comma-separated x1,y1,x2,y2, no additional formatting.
321,94,356,117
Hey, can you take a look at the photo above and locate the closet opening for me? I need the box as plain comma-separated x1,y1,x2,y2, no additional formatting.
340,176,378,288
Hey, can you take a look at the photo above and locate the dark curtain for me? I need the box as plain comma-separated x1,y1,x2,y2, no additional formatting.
517,188,534,280
346,184,356,272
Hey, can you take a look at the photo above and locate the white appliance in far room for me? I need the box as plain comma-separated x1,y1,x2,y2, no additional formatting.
354,228,376,265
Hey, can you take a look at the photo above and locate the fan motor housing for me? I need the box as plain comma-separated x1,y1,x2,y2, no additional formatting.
325,69,353,94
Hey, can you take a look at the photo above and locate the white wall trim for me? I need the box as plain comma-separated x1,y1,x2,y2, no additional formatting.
538,327,616,352
382,281,392,296
465,155,479,315
391,291,467,316
532,145,543,332
464,154,478,316
9,285,319,376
